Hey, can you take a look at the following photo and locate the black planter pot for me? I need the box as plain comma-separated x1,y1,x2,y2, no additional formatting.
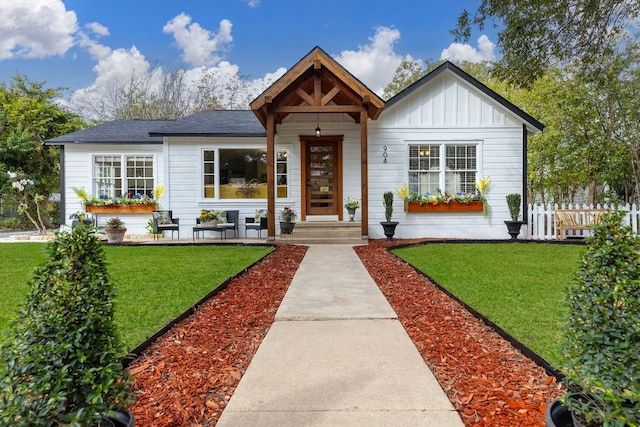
504,220,523,240
104,408,135,427
347,208,357,222
545,397,573,427
279,221,295,234
380,221,399,241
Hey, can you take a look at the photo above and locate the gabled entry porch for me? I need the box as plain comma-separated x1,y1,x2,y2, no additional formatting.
250,46,384,240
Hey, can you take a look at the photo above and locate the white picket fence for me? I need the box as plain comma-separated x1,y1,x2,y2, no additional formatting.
526,203,640,240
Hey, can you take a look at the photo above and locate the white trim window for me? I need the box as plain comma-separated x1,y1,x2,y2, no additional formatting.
202,148,289,200
93,155,155,198
408,143,477,196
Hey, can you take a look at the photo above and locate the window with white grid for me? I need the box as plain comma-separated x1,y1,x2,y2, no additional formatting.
408,145,440,196
408,143,477,195
93,155,154,199
445,145,477,194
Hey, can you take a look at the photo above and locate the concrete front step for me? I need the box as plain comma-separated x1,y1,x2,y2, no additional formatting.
278,221,365,245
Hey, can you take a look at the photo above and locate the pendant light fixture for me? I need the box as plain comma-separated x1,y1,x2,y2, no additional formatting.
315,113,321,137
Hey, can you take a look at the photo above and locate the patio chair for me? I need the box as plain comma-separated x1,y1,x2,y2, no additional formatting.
152,210,180,240
223,210,239,238
245,216,268,238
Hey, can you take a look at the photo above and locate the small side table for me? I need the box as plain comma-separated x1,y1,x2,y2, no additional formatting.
193,223,235,241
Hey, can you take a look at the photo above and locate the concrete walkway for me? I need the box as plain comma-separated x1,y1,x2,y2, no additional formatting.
217,244,464,427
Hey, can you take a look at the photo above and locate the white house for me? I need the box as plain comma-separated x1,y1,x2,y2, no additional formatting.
45,46,543,241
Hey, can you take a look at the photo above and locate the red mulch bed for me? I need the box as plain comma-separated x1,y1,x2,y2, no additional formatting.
128,244,308,426
128,241,564,426
354,240,565,427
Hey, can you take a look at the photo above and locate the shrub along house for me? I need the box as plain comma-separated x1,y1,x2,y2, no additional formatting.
46,46,543,240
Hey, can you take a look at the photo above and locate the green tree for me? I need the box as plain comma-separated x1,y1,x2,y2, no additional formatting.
0,75,85,197
453,0,640,86
383,60,428,100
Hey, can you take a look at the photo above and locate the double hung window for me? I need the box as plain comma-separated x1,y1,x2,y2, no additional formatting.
93,155,155,198
408,143,477,196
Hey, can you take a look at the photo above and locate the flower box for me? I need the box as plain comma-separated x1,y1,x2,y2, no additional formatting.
85,204,157,214
404,201,484,213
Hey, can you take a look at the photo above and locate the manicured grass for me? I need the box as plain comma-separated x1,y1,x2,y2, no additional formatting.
392,242,584,366
0,243,50,331
0,243,273,351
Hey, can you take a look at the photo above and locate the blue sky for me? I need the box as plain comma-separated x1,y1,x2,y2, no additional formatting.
0,0,498,115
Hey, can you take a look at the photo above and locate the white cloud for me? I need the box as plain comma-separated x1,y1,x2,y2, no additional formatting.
163,13,233,66
86,22,110,37
0,0,78,60
77,32,151,87
70,32,154,117
92,46,151,88
333,26,412,95
243,0,261,7
440,35,496,63
67,12,288,119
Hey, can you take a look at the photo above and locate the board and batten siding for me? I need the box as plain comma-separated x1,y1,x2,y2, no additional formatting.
63,144,164,234
367,71,528,240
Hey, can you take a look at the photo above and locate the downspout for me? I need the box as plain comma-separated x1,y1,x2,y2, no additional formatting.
522,124,528,225
163,136,170,210
59,145,66,224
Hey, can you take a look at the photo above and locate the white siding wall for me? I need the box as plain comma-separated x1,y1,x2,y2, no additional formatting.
63,144,164,234
367,72,528,240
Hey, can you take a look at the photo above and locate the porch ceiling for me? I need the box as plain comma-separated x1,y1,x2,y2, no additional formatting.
250,46,384,127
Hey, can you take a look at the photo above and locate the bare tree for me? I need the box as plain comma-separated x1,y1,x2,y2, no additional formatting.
70,65,261,121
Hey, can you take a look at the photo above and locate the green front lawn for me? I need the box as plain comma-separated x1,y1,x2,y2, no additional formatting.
392,242,584,366
0,243,273,351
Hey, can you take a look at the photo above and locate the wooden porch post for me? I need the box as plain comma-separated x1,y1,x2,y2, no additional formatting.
360,110,369,237
266,109,276,240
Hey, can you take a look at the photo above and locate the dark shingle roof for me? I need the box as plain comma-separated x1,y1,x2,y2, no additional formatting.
44,119,172,145
45,111,266,145
149,110,266,137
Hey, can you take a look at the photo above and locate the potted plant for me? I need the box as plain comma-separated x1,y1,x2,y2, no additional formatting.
73,186,164,214
199,209,219,226
105,217,127,244
380,191,399,241
145,218,164,238
70,211,94,228
0,226,135,426
279,206,297,234
546,210,639,427
504,193,523,240
344,197,360,222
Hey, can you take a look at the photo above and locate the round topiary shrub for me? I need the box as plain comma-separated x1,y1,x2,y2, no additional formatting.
0,226,133,426
561,210,640,426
